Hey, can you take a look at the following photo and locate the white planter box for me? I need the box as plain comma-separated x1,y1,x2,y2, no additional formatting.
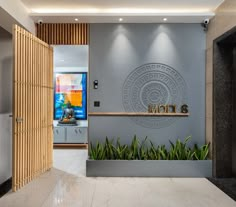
86,160,212,177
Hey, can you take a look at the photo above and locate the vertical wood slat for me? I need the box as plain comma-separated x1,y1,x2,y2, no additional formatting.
36,23,89,45
13,25,54,191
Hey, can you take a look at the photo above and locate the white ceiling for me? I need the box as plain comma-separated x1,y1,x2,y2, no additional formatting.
21,0,225,23
21,0,224,11
54,45,88,68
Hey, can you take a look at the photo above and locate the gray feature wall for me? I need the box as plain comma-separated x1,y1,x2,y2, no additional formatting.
89,23,206,147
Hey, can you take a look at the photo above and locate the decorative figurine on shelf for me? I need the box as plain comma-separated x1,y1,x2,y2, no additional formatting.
58,101,77,126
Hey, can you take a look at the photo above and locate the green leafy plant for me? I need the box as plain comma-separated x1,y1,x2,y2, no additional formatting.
148,141,159,160
168,136,195,160
158,145,168,160
139,136,148,160
89,136,210,161
130,135,139,159
104,137,115,160
114,138,128,160
193,143,210,160
90,141,106,160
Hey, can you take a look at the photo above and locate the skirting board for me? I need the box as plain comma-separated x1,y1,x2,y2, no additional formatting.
86,160,212,177
0,178,12,198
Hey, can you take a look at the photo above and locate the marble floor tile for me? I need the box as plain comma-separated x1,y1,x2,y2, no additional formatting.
0,149,235,207
53,149,87,177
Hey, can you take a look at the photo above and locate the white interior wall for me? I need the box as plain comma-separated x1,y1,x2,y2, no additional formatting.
0,113,12,184
0,0,35,34
0,27,12,184
54,67,88,73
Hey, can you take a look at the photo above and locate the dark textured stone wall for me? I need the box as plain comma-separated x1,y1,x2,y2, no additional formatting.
213,28,236,177
233,48,236,176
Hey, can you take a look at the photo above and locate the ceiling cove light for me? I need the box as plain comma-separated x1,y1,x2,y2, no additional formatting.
119,18,123,22
31,8,212,14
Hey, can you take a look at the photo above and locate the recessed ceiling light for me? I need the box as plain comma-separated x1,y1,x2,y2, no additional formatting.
119,18,123,22
75,18,79,21
163,18,168,22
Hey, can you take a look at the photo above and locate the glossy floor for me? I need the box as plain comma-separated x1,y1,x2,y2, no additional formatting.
0,149,235,207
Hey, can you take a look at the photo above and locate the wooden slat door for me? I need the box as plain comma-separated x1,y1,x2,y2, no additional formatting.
12,25,54,191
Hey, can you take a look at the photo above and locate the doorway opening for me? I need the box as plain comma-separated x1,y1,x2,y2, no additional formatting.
52,45,89,176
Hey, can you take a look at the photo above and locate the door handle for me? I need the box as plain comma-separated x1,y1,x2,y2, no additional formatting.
16,117,23,123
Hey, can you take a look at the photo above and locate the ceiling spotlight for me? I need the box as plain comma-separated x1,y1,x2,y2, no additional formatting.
163,18,168,22
75,18,79,21
119,18,123,22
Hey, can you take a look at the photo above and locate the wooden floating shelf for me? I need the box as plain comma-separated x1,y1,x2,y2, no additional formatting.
54,144,88,149
88,112,189,117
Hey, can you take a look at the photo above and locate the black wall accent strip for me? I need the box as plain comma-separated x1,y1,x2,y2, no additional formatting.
0,178,12,198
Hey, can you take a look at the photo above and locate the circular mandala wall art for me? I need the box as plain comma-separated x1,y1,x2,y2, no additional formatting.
122,63,187,129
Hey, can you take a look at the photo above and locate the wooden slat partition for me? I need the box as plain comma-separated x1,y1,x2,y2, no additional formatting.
36,23,89,45
13,25,54,191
